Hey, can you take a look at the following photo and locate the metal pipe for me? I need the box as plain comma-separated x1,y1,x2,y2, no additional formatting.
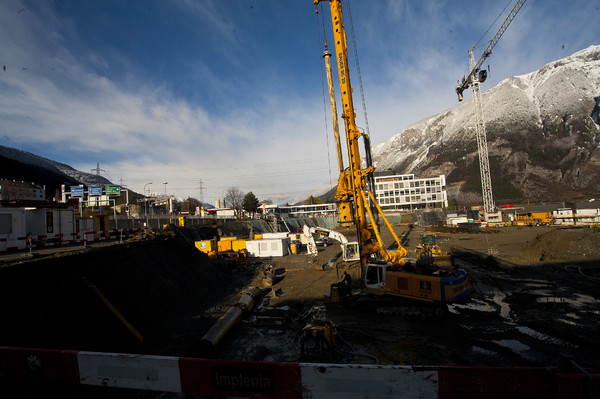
196,288,262,357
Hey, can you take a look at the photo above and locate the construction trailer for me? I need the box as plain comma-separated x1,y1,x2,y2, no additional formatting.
25,208,75,236
0,208,27,251
245,238,290,258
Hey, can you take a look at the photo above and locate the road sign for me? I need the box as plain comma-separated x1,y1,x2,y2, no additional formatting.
89,186,102,196
106,185,121,195
71,186,84,196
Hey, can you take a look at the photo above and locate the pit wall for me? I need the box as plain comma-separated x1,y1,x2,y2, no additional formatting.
0,347,597,398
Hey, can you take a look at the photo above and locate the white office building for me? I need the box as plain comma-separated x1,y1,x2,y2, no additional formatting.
374,173,448,211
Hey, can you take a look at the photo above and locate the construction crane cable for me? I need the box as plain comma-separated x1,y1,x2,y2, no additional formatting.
458,0,526,94
474,0,514,50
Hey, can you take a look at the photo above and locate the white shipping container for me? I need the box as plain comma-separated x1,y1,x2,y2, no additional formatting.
261,232,289,240
447,216,468,226
575,208,599,216
245,238,290,257
0,208,27,251
25,209,75,237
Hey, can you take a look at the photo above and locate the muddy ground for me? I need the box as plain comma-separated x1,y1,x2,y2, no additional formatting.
1,224,599,371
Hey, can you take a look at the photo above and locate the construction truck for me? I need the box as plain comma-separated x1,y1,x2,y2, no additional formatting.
314,0,470,307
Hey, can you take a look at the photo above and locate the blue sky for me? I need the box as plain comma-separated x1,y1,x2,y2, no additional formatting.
1,0,598,205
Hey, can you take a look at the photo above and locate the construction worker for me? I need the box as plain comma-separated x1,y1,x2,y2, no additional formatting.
342,271,352,296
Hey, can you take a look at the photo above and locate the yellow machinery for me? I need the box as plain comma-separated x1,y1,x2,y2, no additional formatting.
513,211,553,226
195,238,250,267
415,234,442,258
299,306,337,361
315,0,469,305
195,239,218,259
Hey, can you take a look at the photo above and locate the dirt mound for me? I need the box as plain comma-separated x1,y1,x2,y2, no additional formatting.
509,227,600,263
0,234,255,356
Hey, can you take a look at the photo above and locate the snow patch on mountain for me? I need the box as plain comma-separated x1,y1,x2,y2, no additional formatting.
0,145,111,186
371,45,600,201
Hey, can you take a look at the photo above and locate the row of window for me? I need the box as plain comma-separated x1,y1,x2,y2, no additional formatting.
378,195,442,205
378,186,443,197
377,179,442,191
280,204,336,213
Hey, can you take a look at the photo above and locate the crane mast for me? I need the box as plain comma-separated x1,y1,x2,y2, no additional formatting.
456,0,526,215
469,49,495,214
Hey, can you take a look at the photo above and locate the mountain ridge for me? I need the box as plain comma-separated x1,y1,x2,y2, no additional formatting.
0,145,112,199
372,45,600,205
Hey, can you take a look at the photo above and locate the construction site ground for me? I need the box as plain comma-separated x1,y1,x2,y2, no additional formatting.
1,224,599,371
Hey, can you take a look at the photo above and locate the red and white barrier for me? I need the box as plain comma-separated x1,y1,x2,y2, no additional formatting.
0,347,598,398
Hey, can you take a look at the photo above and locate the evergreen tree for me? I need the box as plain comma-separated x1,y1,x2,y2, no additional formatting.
243,192,259,215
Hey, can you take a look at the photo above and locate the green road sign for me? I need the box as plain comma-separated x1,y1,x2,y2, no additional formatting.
106,185,121,195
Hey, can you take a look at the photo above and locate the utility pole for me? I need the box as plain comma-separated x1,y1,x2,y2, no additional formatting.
91,162,107,185
197,180,206,207
119,178,130,218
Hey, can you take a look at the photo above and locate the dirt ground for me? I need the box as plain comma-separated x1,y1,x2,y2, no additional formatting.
215,224,600,369
1,224,599,371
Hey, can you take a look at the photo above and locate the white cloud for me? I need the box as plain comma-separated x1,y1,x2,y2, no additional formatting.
1,0,598,206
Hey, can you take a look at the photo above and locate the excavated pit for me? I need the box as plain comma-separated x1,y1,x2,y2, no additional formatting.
1,224,599,370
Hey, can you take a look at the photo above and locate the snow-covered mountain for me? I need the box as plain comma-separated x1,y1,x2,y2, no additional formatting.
372,45,600,204
0,145,111,188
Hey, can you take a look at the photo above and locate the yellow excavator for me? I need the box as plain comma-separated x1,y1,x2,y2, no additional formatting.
314,0,470,306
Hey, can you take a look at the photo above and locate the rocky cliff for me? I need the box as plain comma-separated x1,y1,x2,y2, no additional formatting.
372,45,600,206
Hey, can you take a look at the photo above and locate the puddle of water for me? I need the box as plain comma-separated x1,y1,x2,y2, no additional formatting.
536,296,567,304
495,339,530,354
535,293,597,308
448,298,496,314
449,293,512,320
517,326,573,347
557,318,578,326
472,346,496,356
493,339,544,363
517,279,553,286
492,292,512,321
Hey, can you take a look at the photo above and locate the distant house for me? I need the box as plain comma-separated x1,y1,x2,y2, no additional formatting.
0,179,45,201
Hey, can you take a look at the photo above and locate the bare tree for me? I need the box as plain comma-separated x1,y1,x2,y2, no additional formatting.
224,186,244,218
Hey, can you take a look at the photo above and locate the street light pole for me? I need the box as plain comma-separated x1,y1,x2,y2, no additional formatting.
163,182,168,196
144,182,152,228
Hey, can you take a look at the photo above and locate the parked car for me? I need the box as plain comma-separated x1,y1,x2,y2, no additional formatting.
315,237,332,246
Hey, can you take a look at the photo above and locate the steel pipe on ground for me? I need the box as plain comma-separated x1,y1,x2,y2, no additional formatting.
196,288,263,357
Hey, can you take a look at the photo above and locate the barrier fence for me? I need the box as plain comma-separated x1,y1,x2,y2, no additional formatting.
0,346,597,398
0,228,142,252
